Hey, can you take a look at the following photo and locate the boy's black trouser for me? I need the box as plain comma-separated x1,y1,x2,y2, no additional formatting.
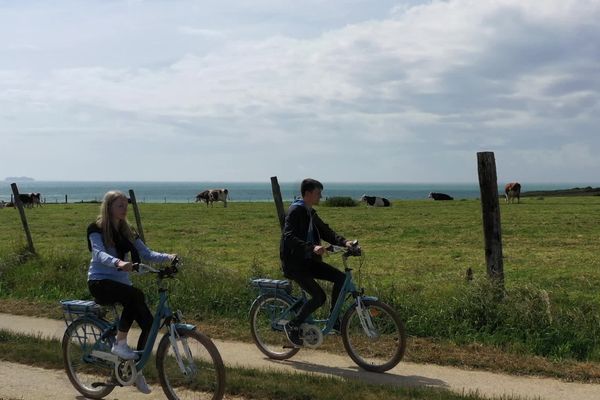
88,279,153,351
283,259,346,326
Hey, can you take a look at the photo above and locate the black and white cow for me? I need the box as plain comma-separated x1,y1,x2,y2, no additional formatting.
31,192,42,207
196,188,229,207
17,193,37,208
428,192,453,201
195,190,212,207
209,188,229,207
360,194,391,207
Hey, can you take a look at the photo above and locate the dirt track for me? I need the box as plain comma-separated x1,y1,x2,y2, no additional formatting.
2,313,600,400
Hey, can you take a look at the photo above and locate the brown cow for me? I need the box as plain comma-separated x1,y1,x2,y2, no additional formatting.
505,182,521,204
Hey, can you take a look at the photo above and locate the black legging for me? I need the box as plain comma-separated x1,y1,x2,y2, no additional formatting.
88,279,153,351
284,259,346,326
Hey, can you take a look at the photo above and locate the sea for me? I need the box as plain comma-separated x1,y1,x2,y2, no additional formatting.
1,181,597,204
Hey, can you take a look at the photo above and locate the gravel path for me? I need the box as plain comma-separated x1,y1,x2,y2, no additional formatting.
2,313,600,400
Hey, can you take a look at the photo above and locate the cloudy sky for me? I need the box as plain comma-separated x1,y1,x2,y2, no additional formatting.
1,0,599,183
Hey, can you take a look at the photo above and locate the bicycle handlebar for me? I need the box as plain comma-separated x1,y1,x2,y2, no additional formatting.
132,256,180,279
326,240,362,257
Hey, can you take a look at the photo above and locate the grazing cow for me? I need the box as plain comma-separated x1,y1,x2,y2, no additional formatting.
196,188,229,207
209,188,229,208
195,190,212,207
31,192,42,207
360,194,391,207
17,193,34,208
428,192,454,201
505,182,521,204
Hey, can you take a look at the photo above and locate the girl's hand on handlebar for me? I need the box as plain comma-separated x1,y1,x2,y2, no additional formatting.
116,260,133,271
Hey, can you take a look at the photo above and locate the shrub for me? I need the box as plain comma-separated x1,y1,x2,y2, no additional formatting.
323,196,358,207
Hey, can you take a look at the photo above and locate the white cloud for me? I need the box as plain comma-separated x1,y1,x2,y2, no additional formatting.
1,0,599,182
177,26,225,38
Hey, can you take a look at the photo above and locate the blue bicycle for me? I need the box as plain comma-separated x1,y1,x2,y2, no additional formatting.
249,242,406,372
60,258,226,400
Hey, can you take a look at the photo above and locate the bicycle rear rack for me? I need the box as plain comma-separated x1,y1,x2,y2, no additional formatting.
250,278,292,295
60,300,105,326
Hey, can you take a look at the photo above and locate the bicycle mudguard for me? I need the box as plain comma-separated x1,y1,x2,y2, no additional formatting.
356,295,378,303
174,323,196,333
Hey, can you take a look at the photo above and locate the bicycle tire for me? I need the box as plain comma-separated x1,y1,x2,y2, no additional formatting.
249,294,300,360
341,298,406,372
156,328,226,400
62,317,115,399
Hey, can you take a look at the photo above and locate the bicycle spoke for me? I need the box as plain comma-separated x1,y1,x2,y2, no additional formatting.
342,299,406,372
157,330,225,400
62,318,115,399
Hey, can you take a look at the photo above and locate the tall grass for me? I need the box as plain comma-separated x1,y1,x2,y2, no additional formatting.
1,198,600,361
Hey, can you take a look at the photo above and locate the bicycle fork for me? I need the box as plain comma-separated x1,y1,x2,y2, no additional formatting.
168,324,197,377
355,297,378,339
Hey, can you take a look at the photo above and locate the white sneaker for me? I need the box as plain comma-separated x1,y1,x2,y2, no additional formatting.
134,373,152,394
111,342,136,360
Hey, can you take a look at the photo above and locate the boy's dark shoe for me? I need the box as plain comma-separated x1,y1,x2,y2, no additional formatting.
284,322,303,347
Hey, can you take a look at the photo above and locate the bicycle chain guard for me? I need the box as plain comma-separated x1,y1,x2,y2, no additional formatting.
300,323,323,348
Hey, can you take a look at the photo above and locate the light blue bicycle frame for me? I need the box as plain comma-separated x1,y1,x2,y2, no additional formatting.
85,282,195,373
262,267,377,335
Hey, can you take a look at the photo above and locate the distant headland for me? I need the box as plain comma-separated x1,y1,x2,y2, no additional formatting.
4,177,35,182
522,186,600,197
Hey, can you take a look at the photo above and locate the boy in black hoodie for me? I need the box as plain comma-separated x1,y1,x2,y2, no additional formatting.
280,178,354,346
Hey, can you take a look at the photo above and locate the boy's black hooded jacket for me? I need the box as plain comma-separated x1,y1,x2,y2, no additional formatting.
280,199,347,273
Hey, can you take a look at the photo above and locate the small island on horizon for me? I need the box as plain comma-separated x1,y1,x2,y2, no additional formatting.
4,176,35,182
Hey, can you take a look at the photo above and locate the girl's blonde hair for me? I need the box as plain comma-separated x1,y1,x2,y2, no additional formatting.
96,190,136,247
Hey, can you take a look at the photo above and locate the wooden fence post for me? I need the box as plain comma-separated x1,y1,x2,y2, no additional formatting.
270,176,286,232
128,189,146,243
10,183,36,254
477,152,504,288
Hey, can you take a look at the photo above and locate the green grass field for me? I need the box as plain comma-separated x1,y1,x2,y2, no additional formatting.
1,197,600,361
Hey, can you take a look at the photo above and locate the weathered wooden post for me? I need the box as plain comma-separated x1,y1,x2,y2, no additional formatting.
10,183,36,254
477,152,504,288
128,189,146,243
270,176,286,232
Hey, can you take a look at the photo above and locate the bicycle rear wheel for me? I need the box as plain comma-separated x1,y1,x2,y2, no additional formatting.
156,329,226,400
341,298,406,372
249,294,300,360
62,317,115,399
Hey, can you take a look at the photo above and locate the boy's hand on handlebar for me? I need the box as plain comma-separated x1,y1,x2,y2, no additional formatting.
313,245,326,255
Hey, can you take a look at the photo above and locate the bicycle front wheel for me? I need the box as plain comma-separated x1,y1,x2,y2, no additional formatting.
341,299,406,372
249,294,300,360
62,317,114,399
156,329,226,400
